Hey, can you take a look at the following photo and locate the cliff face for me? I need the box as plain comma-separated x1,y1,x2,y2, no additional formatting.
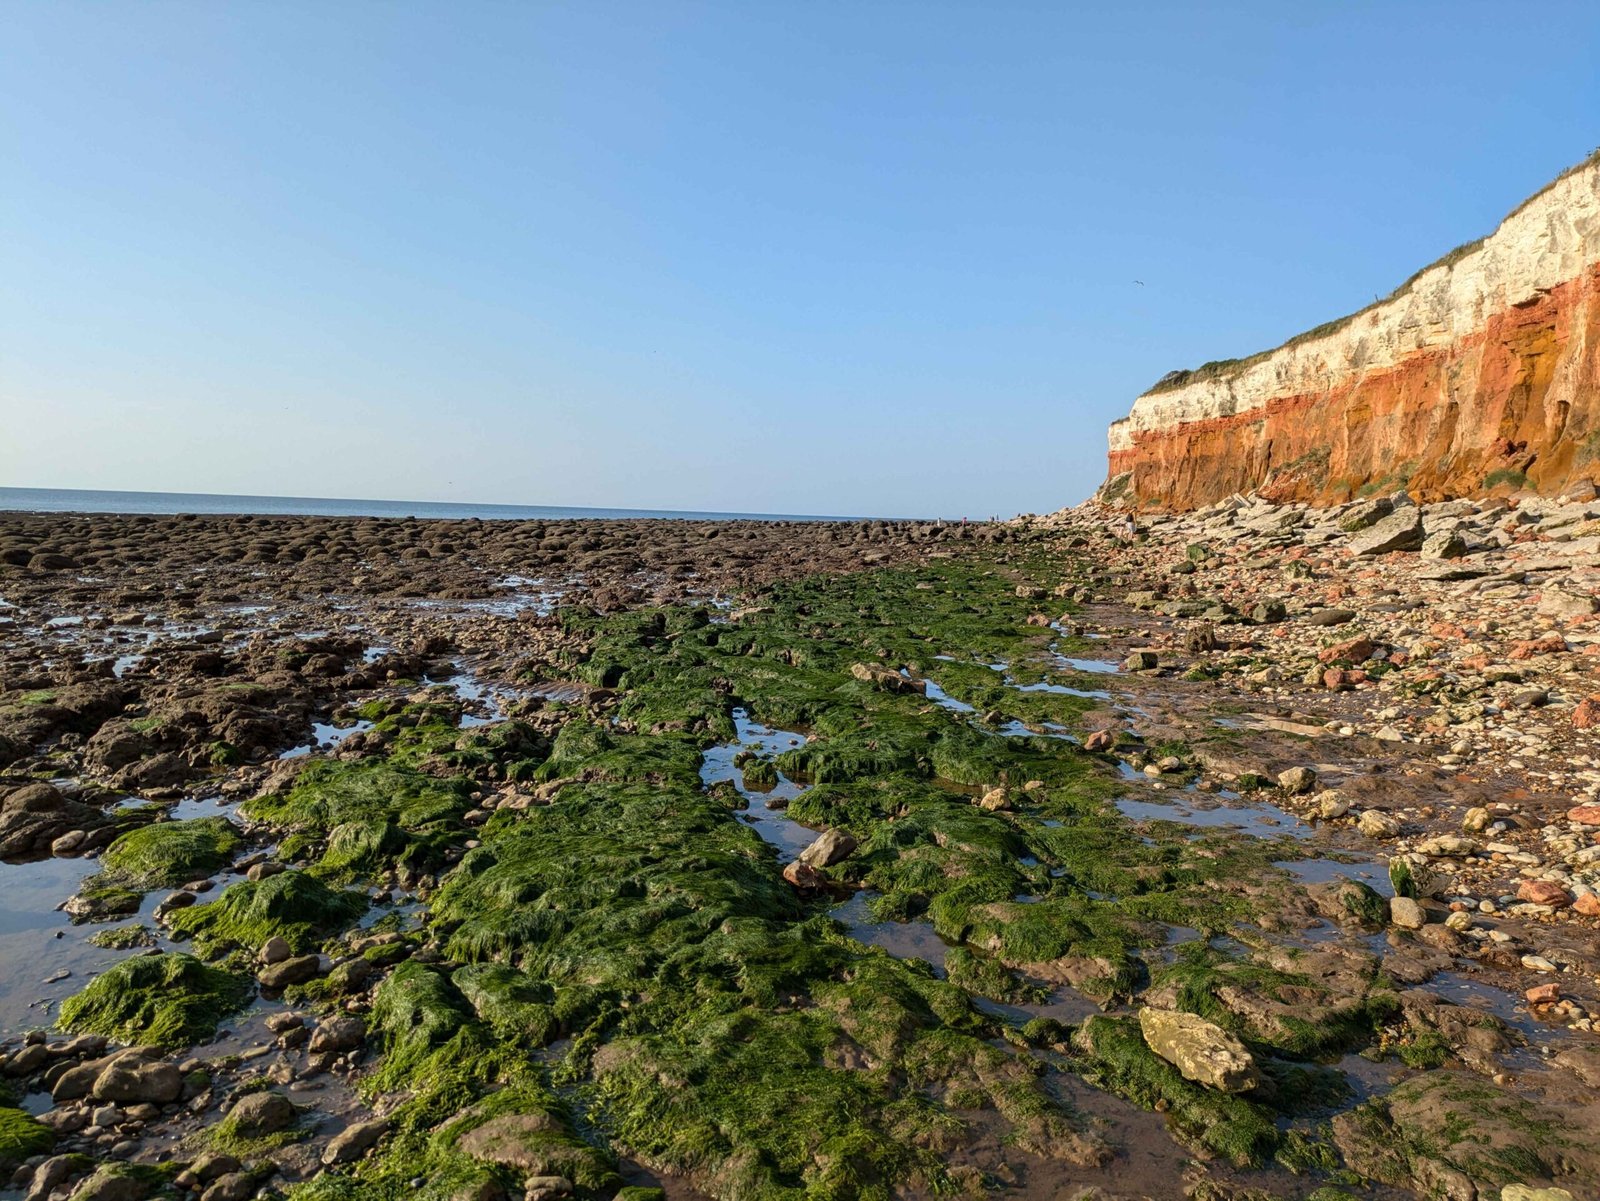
1105,152,1600,510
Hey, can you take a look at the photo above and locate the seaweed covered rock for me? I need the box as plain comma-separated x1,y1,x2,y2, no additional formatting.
0,1105,54,1171
58,953,251,1047
99,817,243,886
1331,1072,1600,1199
243,759,472,881
167,870,366,955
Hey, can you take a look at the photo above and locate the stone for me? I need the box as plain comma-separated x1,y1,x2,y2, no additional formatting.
1389,896,1427,929
1573,893,1600,917
1306,608,1357,627
1315,790,1350,820
225,1089,296,1135
322,1117,390,1165
1416,834,1478,857
1421,528,1468,559
307,1015,366,1055
258,954,322,990
977,787,1010,811
259,936,292,965
1136,1007,1259,1093
1350,507,1424,556
1566,804,1600,825
1525,982,1561,1005
1357,810,1400,838
200,1174,256,1201
782,861,825,890
1277,766,1316,795
797,829,857,869
1516,880,1570,907
1501,1187,1575,1201
91,1058,182,1105
64,1167,144,1201
1339,497,1394,532
27,1156,84,1201
1538,589,1598,617
1122,650,1159,671
1083,729,1114,752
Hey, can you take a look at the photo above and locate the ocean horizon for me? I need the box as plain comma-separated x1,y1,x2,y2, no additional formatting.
0,486,891,523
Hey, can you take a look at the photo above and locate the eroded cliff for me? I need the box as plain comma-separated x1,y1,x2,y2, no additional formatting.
1105,150,1600,510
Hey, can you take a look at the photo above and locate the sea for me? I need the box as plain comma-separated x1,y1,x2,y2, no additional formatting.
0,487,866,523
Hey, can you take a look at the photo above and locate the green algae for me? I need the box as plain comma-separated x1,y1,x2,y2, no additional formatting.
244,759,472,882
167,870,367,955
1072,1014,1278,1167
58,952,251,1048
285,554,1373,1198
0,1106,53,1170
88,923,156,949
95,817,244,889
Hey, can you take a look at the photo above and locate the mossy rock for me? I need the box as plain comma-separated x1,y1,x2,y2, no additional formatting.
0,1106,54,1170
58,952,251,1048
96,817,244,890
168,870,367,955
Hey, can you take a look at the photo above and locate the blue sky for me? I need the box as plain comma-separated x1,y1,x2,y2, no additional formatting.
4,3,1598,517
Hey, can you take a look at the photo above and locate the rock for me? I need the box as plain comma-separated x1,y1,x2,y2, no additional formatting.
1573,893,1600,917
1306,608,1357,627
1566,804,1600,825
1083,729,1114,752
1277,766,1316,795
1358,810,1400,838
225,1089,296,1135
259,936,292,965
1340,497,1394,531
1389,896,1427,929
66,1167,145,1201
1520,955,1557,973
1516,880,1570,907
977,787,1010,811
1250,599,1287,623
782,861,825,890
1538,589,1598,617
797,829,857,869
848,663,922,694
1122,650,1159,671
1350,507,1425,556
258,954,321,990
1421,528,1468,559
1136,1007,1259,1093
307,1015,366,1055
1416,834,1478,857
92,1057,182,1105
1501,1186,1575,1200
321,1116,389,1165
1525,982,1562,1005
523,1179,575,1201
199,1174,256,1201
1314,790,1350,820
28,1156,85,1201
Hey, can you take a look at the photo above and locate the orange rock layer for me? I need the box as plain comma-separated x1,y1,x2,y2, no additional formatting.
1108,265,1600,511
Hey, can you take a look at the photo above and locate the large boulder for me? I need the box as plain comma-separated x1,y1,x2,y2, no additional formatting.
1136,1008,1259,1092
798,829,856,869
1349,507,1424,556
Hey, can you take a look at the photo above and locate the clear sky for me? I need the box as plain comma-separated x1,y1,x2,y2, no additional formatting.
4,3,1598,518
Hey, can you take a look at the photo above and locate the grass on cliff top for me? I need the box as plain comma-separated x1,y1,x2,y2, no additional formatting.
58,951,251,1048
1142,148,1600,400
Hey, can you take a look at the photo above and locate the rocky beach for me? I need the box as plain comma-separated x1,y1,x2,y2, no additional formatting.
2,498,1598,1201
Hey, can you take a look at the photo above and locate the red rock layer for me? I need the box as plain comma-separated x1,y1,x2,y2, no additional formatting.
1110,264,1600,510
